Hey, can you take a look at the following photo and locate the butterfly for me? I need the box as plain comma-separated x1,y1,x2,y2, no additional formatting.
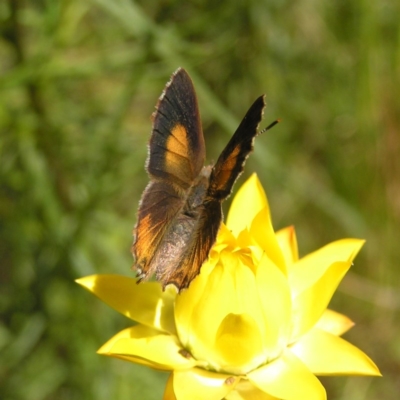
132,67,277,292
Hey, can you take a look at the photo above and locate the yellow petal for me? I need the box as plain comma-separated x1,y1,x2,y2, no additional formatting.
174,257,217,347
163,374,176,400
98,325,196,370
287,238,364,341
289,239,365,295
98,343,173,370
248,350,326,400
215,223,237,251
250,207,287,275
275,226,298,266
226,380,279,399
316,309,354,336
226,174,267,236
290,328,381,376
173,368,239,400
255,254,292,356
290,260,352,341
236,228,256,249
76,275,176,334
214,313,264,373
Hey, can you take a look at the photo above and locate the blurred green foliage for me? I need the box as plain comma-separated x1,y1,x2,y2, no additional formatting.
1,0,399,399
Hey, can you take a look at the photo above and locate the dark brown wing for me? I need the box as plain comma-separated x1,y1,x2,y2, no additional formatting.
133,181,184,280
207,95,266,200
132,68,205,280
147,68,205,189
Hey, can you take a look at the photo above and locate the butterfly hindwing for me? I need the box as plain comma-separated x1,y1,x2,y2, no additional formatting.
156,198,222,290
133,181,184,280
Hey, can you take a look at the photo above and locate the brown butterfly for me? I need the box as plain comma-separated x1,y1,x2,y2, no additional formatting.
132,67,277,292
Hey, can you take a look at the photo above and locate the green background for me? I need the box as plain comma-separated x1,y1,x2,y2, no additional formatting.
1,0,399,399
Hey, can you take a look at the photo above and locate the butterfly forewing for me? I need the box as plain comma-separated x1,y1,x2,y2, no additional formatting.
148,68,205,189
207,95,266,200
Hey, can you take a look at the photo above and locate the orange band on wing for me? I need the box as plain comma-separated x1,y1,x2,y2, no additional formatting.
164,124,192,179
166,124,189,158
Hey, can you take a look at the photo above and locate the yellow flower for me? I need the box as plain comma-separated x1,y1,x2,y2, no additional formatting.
77,174,380,400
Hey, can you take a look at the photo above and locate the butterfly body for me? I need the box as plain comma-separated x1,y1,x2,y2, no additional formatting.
132,68,267,291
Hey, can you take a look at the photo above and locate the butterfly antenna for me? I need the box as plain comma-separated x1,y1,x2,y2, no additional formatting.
260,119,281,134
